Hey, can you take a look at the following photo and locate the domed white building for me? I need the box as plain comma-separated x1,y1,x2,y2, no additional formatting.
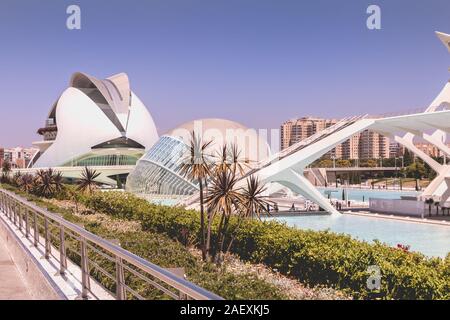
126,118,271,201
31,72,159,184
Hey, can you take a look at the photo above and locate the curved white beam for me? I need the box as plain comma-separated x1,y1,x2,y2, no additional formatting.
268,169,340,215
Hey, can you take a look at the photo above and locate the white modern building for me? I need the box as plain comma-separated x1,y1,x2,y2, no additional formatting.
20,31,450,214
177,31,450,215
29,72,159,184
126,118,271,201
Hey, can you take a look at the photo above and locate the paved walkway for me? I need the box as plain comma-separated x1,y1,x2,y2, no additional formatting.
0,239,33,300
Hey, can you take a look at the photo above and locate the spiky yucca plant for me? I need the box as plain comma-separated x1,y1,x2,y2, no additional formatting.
77,166,101,194
179,132,213,261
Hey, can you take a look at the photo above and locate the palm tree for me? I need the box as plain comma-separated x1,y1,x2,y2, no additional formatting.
240,175,271,219
179,132,213,261
205,167,244,262
19,174,35,193
35,169,56,198
215,144,231,174
77,167,101,194
12,172,23,187
228,143,250,177
225,175,271,253
1,160,11,183
53,171,65,194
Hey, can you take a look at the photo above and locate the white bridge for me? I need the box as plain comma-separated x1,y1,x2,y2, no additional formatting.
182,31,450,215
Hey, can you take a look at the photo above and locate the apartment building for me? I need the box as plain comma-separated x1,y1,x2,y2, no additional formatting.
1,147,39,169
280,117,390,160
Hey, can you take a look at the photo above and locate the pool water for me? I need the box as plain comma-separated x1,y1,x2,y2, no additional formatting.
319,188,419,202
269,214,450,258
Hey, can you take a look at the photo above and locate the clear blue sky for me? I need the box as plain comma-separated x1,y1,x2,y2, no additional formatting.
0,0,449,147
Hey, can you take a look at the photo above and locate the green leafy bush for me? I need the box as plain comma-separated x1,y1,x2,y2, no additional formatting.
1,185,285,300
84,191,450,300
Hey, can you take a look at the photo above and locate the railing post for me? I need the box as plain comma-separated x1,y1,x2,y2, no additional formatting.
4,196,8,218
44,217,51,259
115,256,126,300
8,197,12,219
59,225,67,275
18,205,23,232
25,208,30,239
5,196,9,218
80,238,90,299
33,211,39,247
13,202,17,225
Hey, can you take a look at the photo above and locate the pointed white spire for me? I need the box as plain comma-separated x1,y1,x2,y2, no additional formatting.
436,31,450,53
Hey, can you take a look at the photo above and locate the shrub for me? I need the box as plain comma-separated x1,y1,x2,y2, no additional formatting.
1,185,285,300
83,191,450,300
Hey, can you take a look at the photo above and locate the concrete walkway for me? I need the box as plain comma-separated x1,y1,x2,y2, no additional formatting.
0,240,33,300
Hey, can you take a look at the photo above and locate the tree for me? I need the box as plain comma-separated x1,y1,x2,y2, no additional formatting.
19,174,35,193
228,143,250,177
405,162,426,178
240,175,271,220
77,167,101,194
34,169,63,198
225,175,271,253
179,132,214,261
403,149,414,166
1,160,11,175
205,167,244,263
405,162,426,191
362,159,378,168
11,172,23,187
317,159,333,168
336,160,351,168
1,160,12,183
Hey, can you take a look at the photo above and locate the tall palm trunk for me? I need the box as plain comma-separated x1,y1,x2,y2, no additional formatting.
206,207,213,258
217,214,231,263
214,212,226,260
225,215,245,254
199,178,207,260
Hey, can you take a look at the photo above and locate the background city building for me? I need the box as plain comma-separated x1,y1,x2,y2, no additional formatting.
281,117,392,160
0,147,38,169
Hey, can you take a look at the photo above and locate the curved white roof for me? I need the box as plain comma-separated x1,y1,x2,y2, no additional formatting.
33,72,159,168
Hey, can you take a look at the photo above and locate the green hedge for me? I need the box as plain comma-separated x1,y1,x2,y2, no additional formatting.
85,191,450,300
1,185,285,300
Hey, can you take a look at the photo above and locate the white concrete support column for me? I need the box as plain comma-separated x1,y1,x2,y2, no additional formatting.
269,169,340,215
422,130,450,158
394,133,442,172
440,177,450,203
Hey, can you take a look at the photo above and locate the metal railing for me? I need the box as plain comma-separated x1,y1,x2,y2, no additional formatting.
0,188,222,300
365,107,428,119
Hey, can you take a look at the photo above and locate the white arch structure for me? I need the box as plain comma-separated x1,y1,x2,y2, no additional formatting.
181,31,450,215
23,72,159,185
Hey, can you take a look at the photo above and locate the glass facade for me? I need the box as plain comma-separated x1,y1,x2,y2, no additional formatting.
63,153,141,167
126,136,199,197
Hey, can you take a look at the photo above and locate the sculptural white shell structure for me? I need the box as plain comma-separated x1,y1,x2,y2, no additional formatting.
30,72,159,185
178,31,450,215
126,118,271,201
